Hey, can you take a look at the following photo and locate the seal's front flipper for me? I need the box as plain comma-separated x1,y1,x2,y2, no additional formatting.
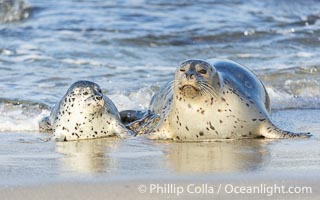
52,132,67,142
118,127,135,139
261,123,312,139
39,116,52,132
112,121,135,139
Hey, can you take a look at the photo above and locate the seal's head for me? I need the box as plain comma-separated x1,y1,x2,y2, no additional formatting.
65,80,105,113
174,59,220,99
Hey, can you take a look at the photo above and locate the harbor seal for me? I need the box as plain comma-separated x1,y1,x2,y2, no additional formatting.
44,80,131,141
128,59,311,141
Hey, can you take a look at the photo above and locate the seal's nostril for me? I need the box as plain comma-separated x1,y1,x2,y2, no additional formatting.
185,72,195,80
95,95,103,101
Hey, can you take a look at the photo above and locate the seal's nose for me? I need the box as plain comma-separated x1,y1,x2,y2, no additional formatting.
94,95,103,101
185,71,195,80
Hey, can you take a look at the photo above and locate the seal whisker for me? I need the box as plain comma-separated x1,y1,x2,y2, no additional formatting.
203,87,216,100
203,83,218,98
160,80,180,97
199,82,218,99
199,84,211,98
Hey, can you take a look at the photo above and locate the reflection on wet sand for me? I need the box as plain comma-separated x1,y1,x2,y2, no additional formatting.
55,138,120,174
55,136,271,176
164,139,270,174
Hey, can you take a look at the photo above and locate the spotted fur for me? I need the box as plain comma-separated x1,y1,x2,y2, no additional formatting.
148,59,311,141
49,80,131,141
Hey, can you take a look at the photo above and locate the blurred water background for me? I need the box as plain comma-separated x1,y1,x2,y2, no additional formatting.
0,0,319,131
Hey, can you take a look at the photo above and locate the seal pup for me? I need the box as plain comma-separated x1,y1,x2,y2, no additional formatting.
140,59,311,141
45,80,131,141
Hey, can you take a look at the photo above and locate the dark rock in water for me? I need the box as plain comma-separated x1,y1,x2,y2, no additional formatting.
0,0,31,22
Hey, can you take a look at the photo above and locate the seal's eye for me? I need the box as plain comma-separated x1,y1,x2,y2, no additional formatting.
199,69,207,74
180,68,186,72
97,89,102,93
73,89,80,94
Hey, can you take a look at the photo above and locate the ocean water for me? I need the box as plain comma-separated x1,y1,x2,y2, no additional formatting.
0,0,320,186
0,0,319,131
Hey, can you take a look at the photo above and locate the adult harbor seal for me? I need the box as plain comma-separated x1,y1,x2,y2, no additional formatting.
128,59,311,141
42,80,131,141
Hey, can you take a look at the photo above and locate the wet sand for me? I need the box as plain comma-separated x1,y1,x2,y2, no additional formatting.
1,174,319,200
0,109,319,199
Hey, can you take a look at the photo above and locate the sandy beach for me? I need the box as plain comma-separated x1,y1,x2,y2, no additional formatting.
1,174,319,200
0,109,319,199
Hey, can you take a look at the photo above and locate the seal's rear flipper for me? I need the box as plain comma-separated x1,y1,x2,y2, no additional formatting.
119,110,151,125
120,110,160,135
261,123,312,139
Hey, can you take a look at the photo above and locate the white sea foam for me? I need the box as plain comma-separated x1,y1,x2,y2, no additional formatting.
62,58,103,67
296,52,314,58
14,54,52,62
267,87,320,110
236,53,262,58
0,106,50,132
0,87,154,132
110,87,154,111
3,44,53,63
0,83,319,133
0,48,15,56
0,100,50,132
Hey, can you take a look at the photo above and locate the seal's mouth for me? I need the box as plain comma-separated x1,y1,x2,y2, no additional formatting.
178,84,200,98
179,85,199,91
